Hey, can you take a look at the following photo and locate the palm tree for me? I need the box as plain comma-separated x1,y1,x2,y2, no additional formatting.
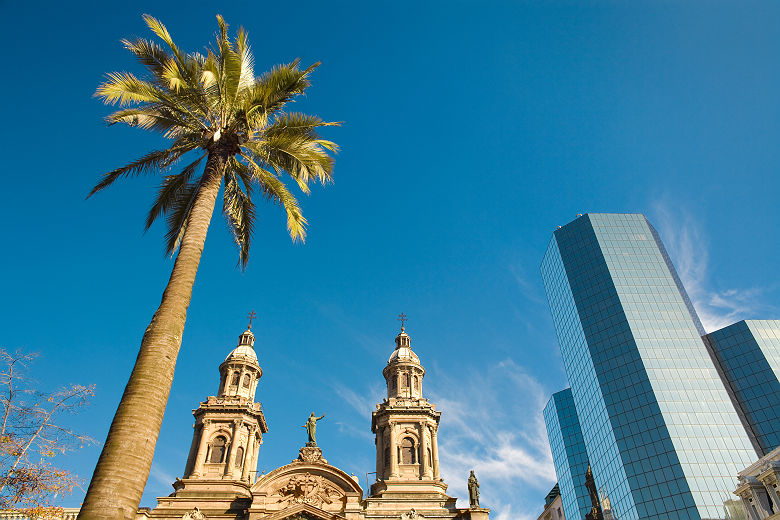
78,15,338,520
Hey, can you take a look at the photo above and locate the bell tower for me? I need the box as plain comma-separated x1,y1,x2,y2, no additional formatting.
369,318,448,501
182,320,268,482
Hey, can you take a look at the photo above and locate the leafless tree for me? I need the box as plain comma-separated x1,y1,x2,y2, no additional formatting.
0,349,94,516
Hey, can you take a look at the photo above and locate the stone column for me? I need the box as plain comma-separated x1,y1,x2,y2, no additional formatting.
192,420,212,477
419,423,429,479
241,425,257,482
431,425,440,480
376,426,384,478
740,494,761,520
747,478,772,519
762,463,780,508
389,422,399,478
225,420,242,478
764,482,780,515
183,423,201,477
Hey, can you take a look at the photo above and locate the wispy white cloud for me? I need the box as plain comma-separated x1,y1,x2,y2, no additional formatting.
149,462,175,489
333,420,375,442
490,502,537,520
652,203,778,332
332,381,384,420
329,359,555,518
510,263,546,305
429,358,556,517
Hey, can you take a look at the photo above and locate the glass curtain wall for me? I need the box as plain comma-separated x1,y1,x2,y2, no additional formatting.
705,320,780,457
541,213,757,520
544,388,593,520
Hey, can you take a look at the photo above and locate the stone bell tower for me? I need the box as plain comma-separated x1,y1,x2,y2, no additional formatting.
181,321,269,483
368,316,452,510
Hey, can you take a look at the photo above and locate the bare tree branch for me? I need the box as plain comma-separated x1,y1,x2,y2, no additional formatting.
0,349,95,517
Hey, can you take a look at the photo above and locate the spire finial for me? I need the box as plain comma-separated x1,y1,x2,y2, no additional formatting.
247,310,257,330
397,312,408,332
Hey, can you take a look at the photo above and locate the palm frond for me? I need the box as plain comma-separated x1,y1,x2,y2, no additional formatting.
265,113,341,142
245,131,335,189
105,106,198,138
235,27,255,92
121,38,171,77
142,15,186,68
87,144,195,198
145,154,206,230
95,72,163,106
244,60,318,120
163,177,202,256
222,162,255,267
239,154,307,242
211,16,244,125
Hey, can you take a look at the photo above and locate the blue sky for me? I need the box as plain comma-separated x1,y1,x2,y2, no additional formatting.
1,1,780,518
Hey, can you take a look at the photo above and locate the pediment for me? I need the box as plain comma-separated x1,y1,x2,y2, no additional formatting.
250,459,362,516
252,460,362,498
263,502,347,520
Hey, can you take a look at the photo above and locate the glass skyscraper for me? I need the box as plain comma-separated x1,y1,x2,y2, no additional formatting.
540,213,758,520
704,320,780,457
543,388,592,520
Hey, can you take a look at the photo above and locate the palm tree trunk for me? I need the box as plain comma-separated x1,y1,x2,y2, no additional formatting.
78,153,227,520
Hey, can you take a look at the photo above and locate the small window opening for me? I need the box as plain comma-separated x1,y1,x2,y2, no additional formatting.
208,436,227,463
401,437,416,464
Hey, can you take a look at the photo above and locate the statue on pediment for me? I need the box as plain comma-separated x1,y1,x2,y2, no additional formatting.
303,412,326,446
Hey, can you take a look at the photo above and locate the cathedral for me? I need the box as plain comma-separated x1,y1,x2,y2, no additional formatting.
136,322,490,520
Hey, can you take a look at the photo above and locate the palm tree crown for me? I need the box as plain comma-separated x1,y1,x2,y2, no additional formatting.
91,14,338,266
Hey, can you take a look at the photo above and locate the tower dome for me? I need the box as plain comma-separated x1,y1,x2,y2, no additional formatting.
225,328,258,363
383,318,425,400
218,323,262,400
388,329,420,364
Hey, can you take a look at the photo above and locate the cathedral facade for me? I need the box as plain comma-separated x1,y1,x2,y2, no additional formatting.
138,324,489,520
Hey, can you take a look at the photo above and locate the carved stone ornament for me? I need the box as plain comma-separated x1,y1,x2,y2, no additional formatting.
272,472,342,507
297,446,328,464
182,507,206,520
401,509,422,520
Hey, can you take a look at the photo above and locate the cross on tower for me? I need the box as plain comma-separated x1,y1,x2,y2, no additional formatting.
397,312,408,331
247,310,257,329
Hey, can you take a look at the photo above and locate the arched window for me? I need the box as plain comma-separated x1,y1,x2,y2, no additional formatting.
208,436,227,463
231,372,240,385
401,437,416,464
402,373,410,388
391,377,397,391
384,446,390,467
427,448,432,467
234,446,244,467
243,374,251,388
413,376,419,391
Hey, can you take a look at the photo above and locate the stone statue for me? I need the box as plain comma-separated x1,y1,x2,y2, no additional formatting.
468,470,480,508
584,464,603,520
401,509,421,520
182,507,206,520
302,412,326,446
